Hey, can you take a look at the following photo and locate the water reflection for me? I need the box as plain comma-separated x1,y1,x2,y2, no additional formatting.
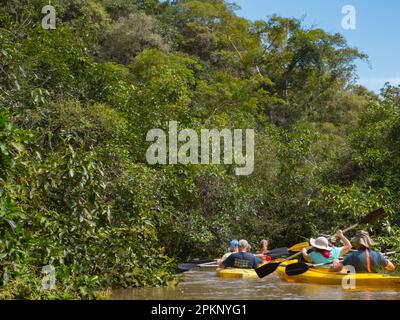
111,271,400,300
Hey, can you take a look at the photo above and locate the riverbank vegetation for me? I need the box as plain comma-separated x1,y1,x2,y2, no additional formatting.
1,0,399,299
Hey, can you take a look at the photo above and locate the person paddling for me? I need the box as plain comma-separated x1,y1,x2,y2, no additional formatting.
332,231,395,273
221,240,259,269
301,230,352,267
256,239,272,263
256,240,269,255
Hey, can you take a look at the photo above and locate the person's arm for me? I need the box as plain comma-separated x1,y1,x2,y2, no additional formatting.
331,259,345,272
222,255,233,268
385,260,395,271
378,254,395,272
302,248,312,262
332,253,354,272
336,229,352,255
218,253,228,268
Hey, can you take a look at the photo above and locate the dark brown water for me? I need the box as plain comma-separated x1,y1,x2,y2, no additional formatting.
111,270,400,300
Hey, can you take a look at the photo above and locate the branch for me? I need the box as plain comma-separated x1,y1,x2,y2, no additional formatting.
228,36,263,77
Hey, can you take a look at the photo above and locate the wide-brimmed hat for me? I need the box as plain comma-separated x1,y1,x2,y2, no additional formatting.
310,237,332,251
351,231,375,248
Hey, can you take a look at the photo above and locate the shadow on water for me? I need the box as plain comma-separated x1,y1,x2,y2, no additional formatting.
111,271,400,300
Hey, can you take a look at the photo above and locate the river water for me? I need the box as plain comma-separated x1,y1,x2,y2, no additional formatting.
111,270,400,300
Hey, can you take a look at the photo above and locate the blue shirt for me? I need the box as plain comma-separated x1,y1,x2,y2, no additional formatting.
222,252,259,269
342,249,388,273
309,247,343,267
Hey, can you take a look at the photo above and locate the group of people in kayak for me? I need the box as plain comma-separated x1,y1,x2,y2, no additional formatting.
218,239,260,269
218,230,395,274
303,230,394,273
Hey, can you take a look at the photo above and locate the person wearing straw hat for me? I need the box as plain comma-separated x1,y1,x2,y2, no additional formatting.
332,231,395,273
301,230,352,267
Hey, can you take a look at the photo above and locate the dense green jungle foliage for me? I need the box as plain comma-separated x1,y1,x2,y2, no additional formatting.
0,0,399,298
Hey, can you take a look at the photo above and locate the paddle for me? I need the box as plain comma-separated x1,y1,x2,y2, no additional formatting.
177,259,216,273
285,261,341,276
383,249,400,256
255,208,386,279
197,262,219,270
255,242,309,259
255,248,288,259
267,242,309,259
285,249,400,276
288,242,310,253
255,247,314,279
338,208,386,236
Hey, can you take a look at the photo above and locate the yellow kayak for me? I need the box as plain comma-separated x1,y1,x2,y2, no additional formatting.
276,262,400,289
216,257,283,279
216,258,289,279
216,268,259,279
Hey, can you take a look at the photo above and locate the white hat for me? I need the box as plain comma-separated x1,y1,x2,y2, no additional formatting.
310,237,332,251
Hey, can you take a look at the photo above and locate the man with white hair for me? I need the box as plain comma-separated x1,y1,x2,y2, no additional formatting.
222,239,259,269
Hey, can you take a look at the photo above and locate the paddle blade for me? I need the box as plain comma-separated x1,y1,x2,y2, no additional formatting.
289,242,309,252
190,259,215,265
360,208,386,225
267,247,290,259
176,263,197,273
177,259,216,273
255,262,280,278
383,249,400,256
285,263,310,276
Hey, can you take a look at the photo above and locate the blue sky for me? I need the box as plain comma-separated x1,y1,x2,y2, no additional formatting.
232,0,400,93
